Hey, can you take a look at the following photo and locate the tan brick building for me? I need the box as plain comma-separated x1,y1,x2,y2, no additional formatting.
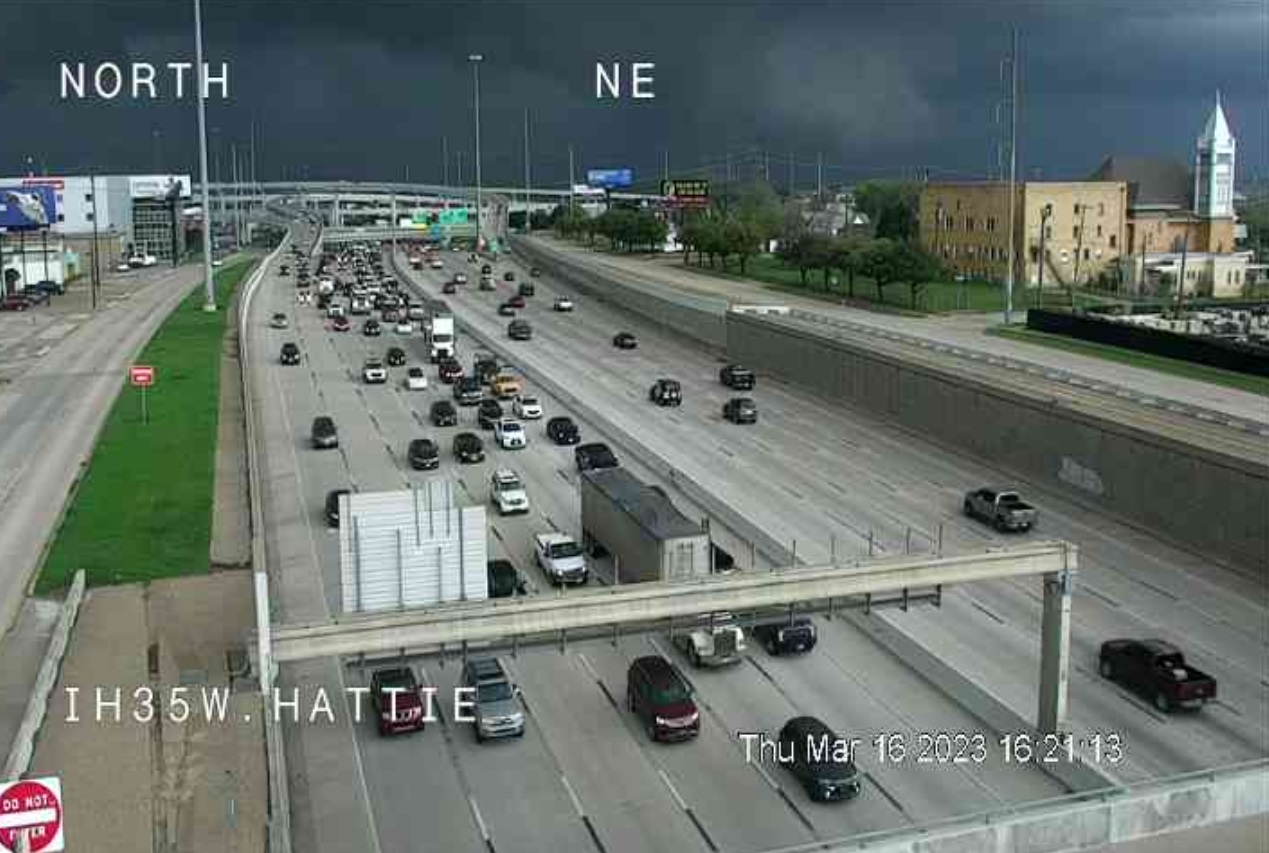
919,95,1249,297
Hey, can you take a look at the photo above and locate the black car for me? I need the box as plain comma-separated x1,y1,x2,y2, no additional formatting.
438,358,464,383
481,264,492,275
575,442,618,472
612,332,637,349
627,656,699,742
530,267,542,278
325,488,350,527
777,717,862,802
386,346,406,367
27,279,65,296
407,438,440,470
518,281,535,297
649,379,682,407
363,319,382,336
311,416,339,449
431,400,458,427
546,416,580,445
503,271,515,282
751,618,818,655
507,319,532,341
719,364,756,390
453,432,485,463
442,281,457,294
497,302,516,317
280,342,301,365
723,397,758,424
453,377,483,406
487,559,527,598
473,355,500,384
477,399,504,429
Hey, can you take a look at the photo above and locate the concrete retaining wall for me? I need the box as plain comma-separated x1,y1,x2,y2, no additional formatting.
510,237,728,349
814,760,1268,853
726,312,1269,574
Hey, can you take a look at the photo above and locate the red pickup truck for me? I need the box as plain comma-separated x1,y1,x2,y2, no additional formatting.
1099,639,1217,712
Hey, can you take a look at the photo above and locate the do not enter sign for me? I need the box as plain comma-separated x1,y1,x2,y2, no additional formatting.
129,365,156,387
0,776,63,852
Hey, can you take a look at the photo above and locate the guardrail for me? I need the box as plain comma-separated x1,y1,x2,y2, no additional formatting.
238,226,300,853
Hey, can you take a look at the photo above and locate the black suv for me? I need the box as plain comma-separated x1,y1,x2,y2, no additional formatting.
546,416,580,445
280,342,301,365
649,379,682,407
612,332,637,349
517,281,535,297
453,377,483,406
723,397,758,424
386,346,406,367
481,263,492,275
719,364,755,390
324,488,350,527
363,319,381,336
311,416,338,449
627,656,699,742
408,438,440,470
430,400,458,427
575,442,618,472
477,399,503,430
507,319,532,341
472,354,500,385
453,432,485,464
487,559,526,598
777,717,862,802
751,618,817,655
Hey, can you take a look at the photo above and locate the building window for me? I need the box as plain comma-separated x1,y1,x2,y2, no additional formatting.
1083,248,1090,261
1096,225,1102,237
1045,226,1052,239
85,212,94,222
955,200,961,211
1098,203,1104,216
85,193,94,203
1073,226,1080,239
1109,234,1116,249
1073,204,1080,216
57,213,64,222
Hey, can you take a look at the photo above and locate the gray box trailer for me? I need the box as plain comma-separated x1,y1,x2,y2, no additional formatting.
580,468,711,583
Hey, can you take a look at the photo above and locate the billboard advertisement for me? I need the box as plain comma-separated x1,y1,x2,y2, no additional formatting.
587,168,634,189
661,179,710,207
0,185,59,231
129,174,192,200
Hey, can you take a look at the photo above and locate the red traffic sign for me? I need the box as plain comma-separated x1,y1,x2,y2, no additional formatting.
0,776,64,852
129,365,156,387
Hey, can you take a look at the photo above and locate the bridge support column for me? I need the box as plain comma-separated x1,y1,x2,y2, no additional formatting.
1037,558,1076,735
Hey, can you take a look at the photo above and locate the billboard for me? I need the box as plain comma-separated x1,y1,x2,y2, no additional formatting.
0,185,59,231
587,168,634,189
661,179,710,207
129,174,192,200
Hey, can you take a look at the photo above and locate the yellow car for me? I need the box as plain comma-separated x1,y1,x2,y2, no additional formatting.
491,375,522,399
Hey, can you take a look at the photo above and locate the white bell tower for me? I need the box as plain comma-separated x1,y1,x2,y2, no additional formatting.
1194,91,1236,219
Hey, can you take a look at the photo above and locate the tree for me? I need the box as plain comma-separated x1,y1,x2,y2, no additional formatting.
857,238,902,302
776,234,815,286
854,180,920,242
830,236,868,298
888,243,944,308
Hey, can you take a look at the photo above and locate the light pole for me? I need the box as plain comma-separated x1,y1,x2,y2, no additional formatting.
1037,202,1052,307
469,53,484,252
193,0,215,309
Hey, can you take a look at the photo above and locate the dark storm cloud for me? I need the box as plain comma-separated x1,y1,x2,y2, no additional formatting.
0,0,1264,185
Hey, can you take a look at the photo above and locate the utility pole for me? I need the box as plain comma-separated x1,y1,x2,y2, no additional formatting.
442,135,450,209
523,107,531,232
788,151,794,196
469,53,483,252
1003,26,1020,324
568,144,575,213
662,149,669,183
90,172,101,311
193,0,215,308
230,142,239,247
1037,202,1052,307
816,152,823,200
1070,202,1088,306
250,117,258,222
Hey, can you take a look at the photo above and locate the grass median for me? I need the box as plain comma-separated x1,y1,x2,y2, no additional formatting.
36,258,257,592
988,326,1269,397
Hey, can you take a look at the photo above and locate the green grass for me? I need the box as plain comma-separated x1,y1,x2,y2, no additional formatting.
988,326,1269,397
36,259,257,592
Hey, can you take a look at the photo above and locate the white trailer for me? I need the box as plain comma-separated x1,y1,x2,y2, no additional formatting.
580,467,710,583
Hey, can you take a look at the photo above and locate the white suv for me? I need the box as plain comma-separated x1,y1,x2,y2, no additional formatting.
494,419,527,450
489,469,529,515
362,360,387,384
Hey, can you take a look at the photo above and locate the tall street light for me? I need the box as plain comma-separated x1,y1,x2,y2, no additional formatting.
469,53,483,253
1037,202,1052,307
193,0,215,310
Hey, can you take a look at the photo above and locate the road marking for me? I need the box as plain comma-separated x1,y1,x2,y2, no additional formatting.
1083,587,1121,609
658,768,689,810
560,774,586,818
1132,577,1179,601
969,599,1006,626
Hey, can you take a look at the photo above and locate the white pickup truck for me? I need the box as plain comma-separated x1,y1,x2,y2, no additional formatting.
534,533,588,586
490,469,529,516
673,613,746,667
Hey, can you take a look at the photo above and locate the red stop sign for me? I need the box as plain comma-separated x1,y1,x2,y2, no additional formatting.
0,778,63,852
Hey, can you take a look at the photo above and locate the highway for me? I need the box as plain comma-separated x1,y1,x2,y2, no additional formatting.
246,234,1073,853
519,236,1269,429
245,228,1265,853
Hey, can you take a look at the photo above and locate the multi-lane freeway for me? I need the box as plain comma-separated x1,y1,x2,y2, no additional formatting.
245,226,1266,853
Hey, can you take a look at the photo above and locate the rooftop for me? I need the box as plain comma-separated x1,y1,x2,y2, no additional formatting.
581,467,705,542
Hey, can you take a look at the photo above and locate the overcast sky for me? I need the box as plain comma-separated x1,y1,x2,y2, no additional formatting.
1,0,1264,189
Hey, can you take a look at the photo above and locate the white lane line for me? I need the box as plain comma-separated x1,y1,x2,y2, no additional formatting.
468,795,491,842
657,768,689,811
575,651,600,682
560,774,586,818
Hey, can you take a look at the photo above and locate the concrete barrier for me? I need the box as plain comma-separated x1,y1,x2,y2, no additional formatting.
3,570,85,779
392,252,1117,794
510,237,729,349
238,233,296,853
760,759,1269,853
726,310,1269,575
